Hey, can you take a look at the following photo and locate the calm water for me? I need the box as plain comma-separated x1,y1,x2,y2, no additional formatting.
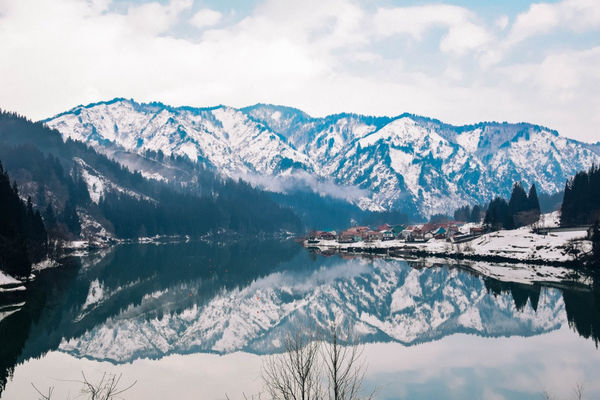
0,239,599,399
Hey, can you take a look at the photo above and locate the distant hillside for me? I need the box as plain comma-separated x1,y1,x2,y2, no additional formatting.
45,99,600,217
0,111,303,243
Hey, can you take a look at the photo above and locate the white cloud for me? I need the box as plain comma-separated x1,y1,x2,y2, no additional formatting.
189,8,222,28
372,5,493,55
373,5,470,39
439,22,492,55
0,0,598,143
495,15,509,30
508,0,600,45
127,0,192,35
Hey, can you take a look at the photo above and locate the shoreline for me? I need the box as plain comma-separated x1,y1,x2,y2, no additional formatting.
303,225,592,269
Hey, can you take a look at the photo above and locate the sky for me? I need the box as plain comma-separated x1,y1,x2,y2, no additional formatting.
0,0,599,143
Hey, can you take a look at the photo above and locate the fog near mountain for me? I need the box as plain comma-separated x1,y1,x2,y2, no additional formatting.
0,111,303,243
46,99,600,217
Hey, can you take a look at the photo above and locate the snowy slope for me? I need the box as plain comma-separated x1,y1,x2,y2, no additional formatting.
45,99,600,217
47,99,314,178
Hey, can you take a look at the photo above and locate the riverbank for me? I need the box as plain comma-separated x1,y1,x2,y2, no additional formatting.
303,224,591,267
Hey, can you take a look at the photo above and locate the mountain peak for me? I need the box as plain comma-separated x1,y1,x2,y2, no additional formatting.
44,99,600,216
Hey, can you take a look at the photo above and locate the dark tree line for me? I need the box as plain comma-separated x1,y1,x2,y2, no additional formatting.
0,161,47,278
484,182,541,231
0,144,89,240
453,204,483,223
98,178,302,238
0,109,304,241
561,165,600,226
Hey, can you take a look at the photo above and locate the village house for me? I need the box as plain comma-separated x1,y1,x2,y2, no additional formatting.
315,230,336,241
470,226,485,235
381,230,396,240
363,230,383,242
376,223,392,232
391,225,406,236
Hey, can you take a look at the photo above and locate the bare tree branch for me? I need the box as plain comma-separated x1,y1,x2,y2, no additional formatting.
262,322,375,400
31,383,54,400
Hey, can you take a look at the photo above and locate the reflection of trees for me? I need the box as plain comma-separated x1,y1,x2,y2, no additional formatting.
0,239,301,397
483,275,600,345
483,278,541,312
562,282,600,347
0,308,30,394
0,258,80,395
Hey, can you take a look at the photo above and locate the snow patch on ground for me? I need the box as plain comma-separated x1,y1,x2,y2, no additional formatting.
308,214,590,265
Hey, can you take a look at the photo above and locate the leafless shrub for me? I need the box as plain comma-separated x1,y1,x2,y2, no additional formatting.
322,324,374,400
31,383,54,400
573,384,584,400
262,326,322,400
541,383,585,400
31,371,136,400
262,323,375,400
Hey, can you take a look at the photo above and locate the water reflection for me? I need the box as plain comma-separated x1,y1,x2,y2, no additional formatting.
0,240,599,396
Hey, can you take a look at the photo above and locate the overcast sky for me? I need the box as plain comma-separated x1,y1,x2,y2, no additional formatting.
0,0,599,142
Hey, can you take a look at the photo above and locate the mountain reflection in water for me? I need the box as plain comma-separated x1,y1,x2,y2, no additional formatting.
0,239,599,396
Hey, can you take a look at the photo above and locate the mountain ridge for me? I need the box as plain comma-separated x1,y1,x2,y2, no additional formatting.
46,97,569,138
44,98,600,217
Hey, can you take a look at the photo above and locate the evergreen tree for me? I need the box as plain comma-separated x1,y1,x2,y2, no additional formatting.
0,160,47,278
61,201,81,236
527,184,541,214
507,182,541,228
561,165,600,226
508,182,527,228
453,205,471,222
44,204,57,230
591,222,600,267
484,197,511,231
470,205,482,223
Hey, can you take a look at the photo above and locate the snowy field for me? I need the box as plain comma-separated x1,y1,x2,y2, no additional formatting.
306,214,591,265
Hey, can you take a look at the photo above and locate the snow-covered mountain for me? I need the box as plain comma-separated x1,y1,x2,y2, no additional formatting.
45,99,600,217
58,258,564,362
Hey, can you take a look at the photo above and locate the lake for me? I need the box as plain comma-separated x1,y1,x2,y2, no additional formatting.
1,239,599,399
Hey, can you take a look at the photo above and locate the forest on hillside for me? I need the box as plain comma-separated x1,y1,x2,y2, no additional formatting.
0,110,303,244
0,162,47,278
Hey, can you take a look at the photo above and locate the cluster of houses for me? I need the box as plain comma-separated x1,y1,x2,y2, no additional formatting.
308,221,486,244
